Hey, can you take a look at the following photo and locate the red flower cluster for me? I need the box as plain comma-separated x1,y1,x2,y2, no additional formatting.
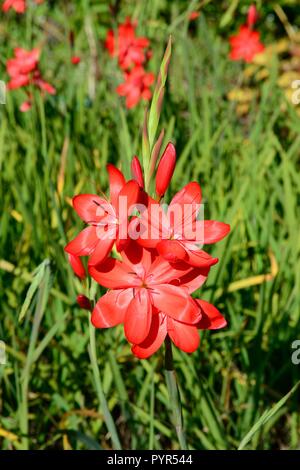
2,0,43,13
105,17,154,108
6,47,56,112
229,4,264,63
66,143,230,359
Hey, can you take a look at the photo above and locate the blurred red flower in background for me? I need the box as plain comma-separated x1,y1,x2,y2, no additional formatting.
105,17,150,70
2,0,25,12
2,0,43,13
116,66,155,109
229,4,264,63
229,26,264,63
105,17,154,108
6,47,55,111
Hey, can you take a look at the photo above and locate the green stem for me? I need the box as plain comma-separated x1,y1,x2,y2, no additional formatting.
88,281,122,450
164,336,187,449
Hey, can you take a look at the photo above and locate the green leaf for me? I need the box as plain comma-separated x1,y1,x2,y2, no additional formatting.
238,381,300,450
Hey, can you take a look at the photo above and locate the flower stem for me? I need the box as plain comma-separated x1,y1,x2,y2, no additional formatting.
164,336,187,450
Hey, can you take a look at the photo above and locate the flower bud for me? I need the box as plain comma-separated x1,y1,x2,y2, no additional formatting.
155,142,176,197
247,5,258,28
71,56,81,65
131,156,144,188
76,294,92,311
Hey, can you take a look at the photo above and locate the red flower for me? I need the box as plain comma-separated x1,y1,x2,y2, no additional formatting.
116,66,155,109
6,47,55,111
229,25,264,63
7,48,40,85
65,165,140,267
155,142,176,197
2,0,25,13
105,17,150,70
89,243,213,347
136,181,230,267
132,299,226,359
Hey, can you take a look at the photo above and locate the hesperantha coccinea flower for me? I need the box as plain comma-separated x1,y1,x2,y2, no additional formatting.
105,17,154,109
65,164,140,273
66,142,230,358
89,242,226,358
6,47,56,111
66,38,230,361
229,4,264,63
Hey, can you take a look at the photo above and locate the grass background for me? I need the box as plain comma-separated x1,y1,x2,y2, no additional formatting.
0,0,300,450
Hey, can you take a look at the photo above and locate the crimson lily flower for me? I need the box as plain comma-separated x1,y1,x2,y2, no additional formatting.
136,181,230,267
229,25,264,63
116,66,155,109
132,298,226,359
105,17,150,70
65,165,139,267
89,243,212,346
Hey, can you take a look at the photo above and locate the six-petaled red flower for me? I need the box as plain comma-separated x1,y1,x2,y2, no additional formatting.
65,165,139,267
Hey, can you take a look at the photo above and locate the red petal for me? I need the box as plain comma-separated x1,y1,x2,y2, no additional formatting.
195,220,230,245
88,235,115,267
121,242,155,275
157,240,187,263
132,314,167,359
67,254,86,279
73,194,110,223
117,180,140,224
170,181,202,208
186,249,219,268
65,226,98,256
107,164,126,208
92,289,132,328
177,264,210,293
195,299,227,329
124,288,152,344
89,258,140,289
151,284,201,324
167,317,200,353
